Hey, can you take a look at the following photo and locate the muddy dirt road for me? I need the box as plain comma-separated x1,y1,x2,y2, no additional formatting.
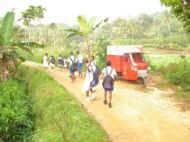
26,62,190,142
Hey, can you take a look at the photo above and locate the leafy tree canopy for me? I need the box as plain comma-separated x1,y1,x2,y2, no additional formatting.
20,5,46,26
161,0,190,32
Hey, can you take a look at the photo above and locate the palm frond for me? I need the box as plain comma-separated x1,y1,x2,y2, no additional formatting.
12,41,44,53
77,15,92,34
65,28,84,39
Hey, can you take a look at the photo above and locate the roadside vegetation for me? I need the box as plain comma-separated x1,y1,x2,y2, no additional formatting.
16,65,109,142
0,65,109,142
0,78,34,142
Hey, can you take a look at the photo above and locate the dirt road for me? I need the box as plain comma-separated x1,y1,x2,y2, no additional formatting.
26,62,190,142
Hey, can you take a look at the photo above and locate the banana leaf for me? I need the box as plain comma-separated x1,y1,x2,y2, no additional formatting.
0,11,15,45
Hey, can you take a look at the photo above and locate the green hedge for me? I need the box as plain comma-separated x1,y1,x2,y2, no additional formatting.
0,79,34,142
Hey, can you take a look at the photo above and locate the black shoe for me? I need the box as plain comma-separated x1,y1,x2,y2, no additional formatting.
108,103,112,108
104,100,107,105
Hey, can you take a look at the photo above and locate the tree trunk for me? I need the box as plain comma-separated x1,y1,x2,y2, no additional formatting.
0,53,9,81
86,39,91,59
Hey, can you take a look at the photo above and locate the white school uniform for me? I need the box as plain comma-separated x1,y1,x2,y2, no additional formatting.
83,64,93,92
43,55,49,68
102,66,117,79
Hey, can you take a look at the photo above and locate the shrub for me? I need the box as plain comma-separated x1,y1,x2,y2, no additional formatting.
163,59,190,91
0,79,34,142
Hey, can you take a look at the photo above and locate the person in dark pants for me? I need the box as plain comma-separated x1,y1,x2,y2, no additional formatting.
49,55,55,69
102,61,117,108
68,52,77,82
58,54,64,68
76,51,83,78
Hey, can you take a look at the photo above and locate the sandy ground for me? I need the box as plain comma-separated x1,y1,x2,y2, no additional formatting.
26,61,190,142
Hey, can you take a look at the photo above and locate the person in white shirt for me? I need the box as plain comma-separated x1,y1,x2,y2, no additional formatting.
43,53,49,68
83,59,94,102
63,56,68,69
102,61,117,108
90,56,96,69
76,51,83,78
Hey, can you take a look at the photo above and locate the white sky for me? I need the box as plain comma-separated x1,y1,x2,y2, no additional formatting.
0,0,165,25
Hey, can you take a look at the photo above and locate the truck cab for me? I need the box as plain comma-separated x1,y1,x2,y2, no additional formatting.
107,45,148,81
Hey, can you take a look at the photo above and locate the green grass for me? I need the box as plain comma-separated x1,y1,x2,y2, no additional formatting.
0,78,34,142
16,65,109,142
174,90,190,102
144,54,190,72
145,55,190,103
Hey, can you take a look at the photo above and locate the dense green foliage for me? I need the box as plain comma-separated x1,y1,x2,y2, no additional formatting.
92,38,110,69
20,5,46,26
26,11,190,52
0,79,34,142
0,10,44,81
163,58,190,91
161,0,190,32
16,65,109,142
145,55,190,101
0,11,15,45
97,11,190,49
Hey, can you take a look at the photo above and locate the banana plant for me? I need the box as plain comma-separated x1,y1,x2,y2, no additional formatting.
65,15,108,57
0,11,43,81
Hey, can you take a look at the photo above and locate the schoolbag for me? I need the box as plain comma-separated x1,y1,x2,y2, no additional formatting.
90,65,101,87
50,57,55,64
70,57,77,71
102,68,114,90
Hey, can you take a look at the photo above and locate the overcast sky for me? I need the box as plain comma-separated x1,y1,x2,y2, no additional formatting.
0,0,165,25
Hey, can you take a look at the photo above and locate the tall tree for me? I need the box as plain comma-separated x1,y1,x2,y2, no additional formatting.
49,23,57,48
161,0,190,31
20,5,46,43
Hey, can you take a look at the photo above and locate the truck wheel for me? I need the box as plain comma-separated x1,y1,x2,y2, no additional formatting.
139,77,148,87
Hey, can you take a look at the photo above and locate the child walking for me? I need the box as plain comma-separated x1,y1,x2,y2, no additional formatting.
83,59,95,102
102,61,117,108
43,53,49,68
68,52,77,82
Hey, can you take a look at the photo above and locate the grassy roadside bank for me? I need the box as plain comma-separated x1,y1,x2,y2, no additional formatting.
16,65,109,142
0,78,34,142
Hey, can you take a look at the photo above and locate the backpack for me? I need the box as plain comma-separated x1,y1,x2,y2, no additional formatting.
70,57,77,72
50,57,55,64
58,57,63,65
102,68,114,90
90,66,101,87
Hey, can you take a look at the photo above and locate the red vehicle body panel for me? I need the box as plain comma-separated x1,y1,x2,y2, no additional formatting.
107,45,148,81
107,55,138,80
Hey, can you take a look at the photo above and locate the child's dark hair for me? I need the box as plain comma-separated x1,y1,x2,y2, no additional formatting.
85,58,89,63
107,61,111,66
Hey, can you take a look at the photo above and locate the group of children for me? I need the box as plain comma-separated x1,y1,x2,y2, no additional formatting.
42,53,67,69
42,51,117,108
84,58,117,108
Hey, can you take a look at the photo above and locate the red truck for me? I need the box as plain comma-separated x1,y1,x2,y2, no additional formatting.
107,45,148,83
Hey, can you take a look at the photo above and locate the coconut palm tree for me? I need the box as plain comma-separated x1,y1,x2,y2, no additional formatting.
65,15,108,57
